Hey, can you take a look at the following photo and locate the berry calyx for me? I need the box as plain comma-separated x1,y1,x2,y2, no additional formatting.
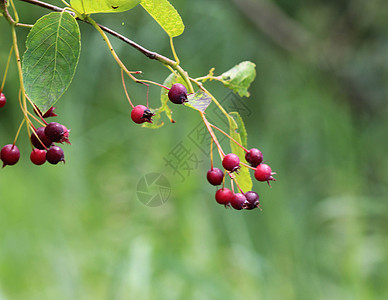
168,83,188,104
0,144,20,167
222,153,240,172
30,149,46,165
45,122,64,142
207,168,224,185
59,125,71,144
245,148,263,167
244,191,260,210
230,193,247,210
0,92,6,108
46,146,65,164
254,163,276,183
215,188,233,206
131,105,154,124
30,127,52,150
34,105,57,118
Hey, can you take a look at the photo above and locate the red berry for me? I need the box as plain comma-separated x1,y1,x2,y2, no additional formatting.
168,83,188,104
230,193,247,210
244,191,260,210
245,148,263,167
31,127,52,150
215,188,233,205
46,146,65,164
131,105,154,124
45,122,64,142
254,163,275,182
30,149,46,165
222,153,240,172
0,92,6,108
207,168,224,185
0,144,20,167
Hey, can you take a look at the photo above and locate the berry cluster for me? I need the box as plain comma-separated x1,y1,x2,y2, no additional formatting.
208,148,276,211
0,99,70,167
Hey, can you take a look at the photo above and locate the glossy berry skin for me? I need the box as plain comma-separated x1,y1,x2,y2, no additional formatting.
168,83,188,104
244,191,260,210
31,127,52,150
131,105,154,124
30,149,46,165
207,168,224,185
245,148,263,167
46,146,65,164
0,92,6,108
215,188,233,205
45,122,64,142
230,193,247,210
1,144,20,167
222,153,240,172
254,163,275,182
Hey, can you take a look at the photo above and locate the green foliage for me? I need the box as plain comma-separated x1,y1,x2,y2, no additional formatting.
221,61,256,97
228,112,252,192
22,12,81,113
140,0,184,37
70,0,141,14
185,90,212,112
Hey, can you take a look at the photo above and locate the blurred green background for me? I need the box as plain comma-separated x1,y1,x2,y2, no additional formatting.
1,0,388,299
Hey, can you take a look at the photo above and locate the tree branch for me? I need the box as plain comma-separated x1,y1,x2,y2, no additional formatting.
16,0,172,63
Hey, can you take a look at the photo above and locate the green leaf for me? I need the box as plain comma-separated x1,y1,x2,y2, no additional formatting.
228,112,252,192
140,0,184,37
70,0,140,14
229,112,247,148
220,61,256,97
22,12,81,113
185,90,212,113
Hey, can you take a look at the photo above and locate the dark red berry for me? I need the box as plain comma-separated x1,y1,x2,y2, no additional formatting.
244,191,260,210
222,153,240,172
131,105,154,124
45,122,64,142
0,92,6,108
31,127,52,150
168,83,188,104
34,105,57,118
30,149,46,165
215,188,233,205
254,163,275,182
230,193,247,210
46,146,65,164
245,148,263,167
1,144,20,167
207,168,224,185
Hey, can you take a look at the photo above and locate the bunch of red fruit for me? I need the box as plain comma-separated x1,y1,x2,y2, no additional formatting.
207,148,276,210
0,102,70,167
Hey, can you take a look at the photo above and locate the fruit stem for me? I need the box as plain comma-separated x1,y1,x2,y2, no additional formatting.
210,138,214,169
137,80,170,90
240,162,256,171
170,37,180,66
1,46,14,93
201,113,225,157
13,118,25,146
121,69,135,109
209,123,248,152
